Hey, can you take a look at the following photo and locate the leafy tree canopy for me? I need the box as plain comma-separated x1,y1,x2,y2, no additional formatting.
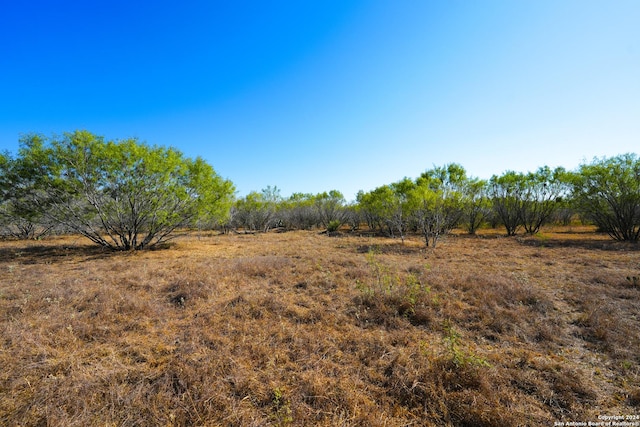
572,153,640,242
12,131,234,250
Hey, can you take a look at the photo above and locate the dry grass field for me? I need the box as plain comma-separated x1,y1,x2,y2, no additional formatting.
1,226,639,426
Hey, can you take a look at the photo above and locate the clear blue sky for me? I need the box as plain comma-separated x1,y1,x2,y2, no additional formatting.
1,1,638,201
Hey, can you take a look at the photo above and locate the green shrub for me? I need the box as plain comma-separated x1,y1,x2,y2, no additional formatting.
327,219,341,232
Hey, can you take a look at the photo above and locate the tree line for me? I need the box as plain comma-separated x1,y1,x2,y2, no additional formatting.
1,131,639,249
233,156,640,246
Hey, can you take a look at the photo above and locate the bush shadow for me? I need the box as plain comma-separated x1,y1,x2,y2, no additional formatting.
519,236,640,251
356,242,423,255
0,242,171,264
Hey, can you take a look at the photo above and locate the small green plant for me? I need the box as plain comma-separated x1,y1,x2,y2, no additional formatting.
535,233,550,247
621,360,634,371
626,275,639,287
443,321,490,368
430,293,441,307
402,273,429,314
418,339,432,357
357,251,432,321
365,249,398,294
355,279,374,298
271,386,293,426
327,220,341,233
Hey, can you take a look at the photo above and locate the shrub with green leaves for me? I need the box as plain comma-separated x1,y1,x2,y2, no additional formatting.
572,153,640,242
327,219,341,233
10,131,235,250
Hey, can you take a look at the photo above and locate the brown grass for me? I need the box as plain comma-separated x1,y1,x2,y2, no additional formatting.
1,227,639,426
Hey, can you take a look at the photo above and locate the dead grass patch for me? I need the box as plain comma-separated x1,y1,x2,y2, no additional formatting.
1,228,638,425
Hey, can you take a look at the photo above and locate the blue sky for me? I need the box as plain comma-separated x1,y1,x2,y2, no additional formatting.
1,1,638,201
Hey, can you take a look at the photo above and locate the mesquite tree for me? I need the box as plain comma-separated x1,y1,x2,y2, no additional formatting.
572,154,640,242
357,179,414,240
488,171,525,236
15,131,234,250
314,190,347,229
461,178,490,235
489,167,569,236
279,193,318,230
410,164,466,247
0,137,56,239
518,166,568,234
231,186,282,232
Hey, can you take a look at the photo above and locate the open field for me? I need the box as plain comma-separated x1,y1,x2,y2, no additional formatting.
1,226,639,426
